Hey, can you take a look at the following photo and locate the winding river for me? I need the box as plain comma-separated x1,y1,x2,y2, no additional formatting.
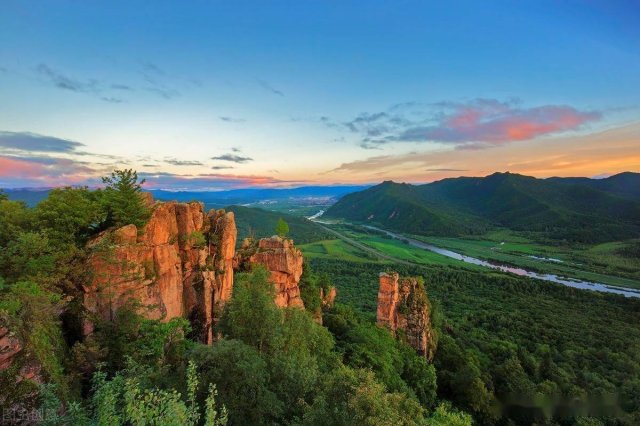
362,225,640,298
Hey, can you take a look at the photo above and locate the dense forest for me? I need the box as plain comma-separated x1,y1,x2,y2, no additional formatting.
226,205,332,245
325,172,640,243
310,258,640,425
2,170,639,425
0,171,468,425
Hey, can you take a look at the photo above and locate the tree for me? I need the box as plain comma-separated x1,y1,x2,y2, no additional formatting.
35,186,103,245
275,218,289,238
101,169,150,229
189,340,281,425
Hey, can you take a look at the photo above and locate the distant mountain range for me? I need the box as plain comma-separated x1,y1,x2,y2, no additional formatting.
324,172,640,243
2,185,369,208
149,185,370,207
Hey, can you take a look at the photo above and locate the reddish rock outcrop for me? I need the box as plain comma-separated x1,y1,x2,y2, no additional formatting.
377,272,435,360
84,197,236,343
240,236,305,309
0,326,23,372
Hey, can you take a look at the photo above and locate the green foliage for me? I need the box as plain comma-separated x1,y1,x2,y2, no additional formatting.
188,230,207,248
298,264,333,315
311,257,640,424
77,303,191,376
323,303,437,407
0,281,67,403
302,366,426,426
325,172,640,243
219,267,281,354
101,169,150,229
0,195,31,248
275,217,289,237
227,205,331,244
425,402,473,426
189,340,281,425
35,186,104,245
87,361,228,426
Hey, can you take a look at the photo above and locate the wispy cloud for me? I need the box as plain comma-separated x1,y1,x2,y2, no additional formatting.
164,158,204,166
211,165,234,170
139,171,304,190
140,61,182,100
329,99,602,149
0,131,84,153
257,79,284,96
35,63,133,103
101,97,124,104
211,153,253,163
36,63,99,93
111,84,134,91
219,116,246,123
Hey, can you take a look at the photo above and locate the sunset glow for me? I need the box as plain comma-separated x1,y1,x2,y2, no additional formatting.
0,1,638,189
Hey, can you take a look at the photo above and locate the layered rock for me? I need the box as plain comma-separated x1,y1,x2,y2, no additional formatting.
239,236,305,309
84,197,236,343
377,272,435,360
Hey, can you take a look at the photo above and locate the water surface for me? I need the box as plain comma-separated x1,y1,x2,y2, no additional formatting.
363,225,640,298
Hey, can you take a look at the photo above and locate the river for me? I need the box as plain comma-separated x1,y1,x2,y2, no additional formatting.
362,225,640,298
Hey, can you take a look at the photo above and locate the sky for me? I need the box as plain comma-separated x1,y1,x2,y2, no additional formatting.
1,0,639,190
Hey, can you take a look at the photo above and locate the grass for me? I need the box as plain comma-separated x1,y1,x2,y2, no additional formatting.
355,235,481,269
408,233,640,289
299,239,383,263
313,222,640,290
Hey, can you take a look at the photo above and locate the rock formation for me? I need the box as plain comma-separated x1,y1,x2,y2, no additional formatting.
83,197,236,344
320,286,337,309
377,272,435,360
237,236,305,309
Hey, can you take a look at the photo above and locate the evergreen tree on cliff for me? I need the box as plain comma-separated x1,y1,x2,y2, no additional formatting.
101,169,150,228
275,218,289,238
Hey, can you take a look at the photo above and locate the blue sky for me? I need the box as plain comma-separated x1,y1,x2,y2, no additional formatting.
1,1,639,189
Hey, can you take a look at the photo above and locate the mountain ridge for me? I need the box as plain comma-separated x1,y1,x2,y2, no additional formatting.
325,172,640,243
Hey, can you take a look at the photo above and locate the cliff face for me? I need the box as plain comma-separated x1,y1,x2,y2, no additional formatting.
238,236,305,309
377,272,435,360
84,198,236,343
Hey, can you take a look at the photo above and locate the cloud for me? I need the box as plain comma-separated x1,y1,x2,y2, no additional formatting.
146,87,180,100
425,168,469,172
36,63,133,103
164,158,204,166
257,79,284,96
111,84,133,91
139,171,304,191
219,116,246,123
36,63,99,93
0,155,99,187
335,99,602,149
142,62,165,76
101,97,124,103
139,62,183,100
0,131,84,153
211,165,234,170
211,154,253,163
325,121,640,183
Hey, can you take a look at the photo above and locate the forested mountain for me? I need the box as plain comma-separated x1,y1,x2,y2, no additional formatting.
325,172,640,243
